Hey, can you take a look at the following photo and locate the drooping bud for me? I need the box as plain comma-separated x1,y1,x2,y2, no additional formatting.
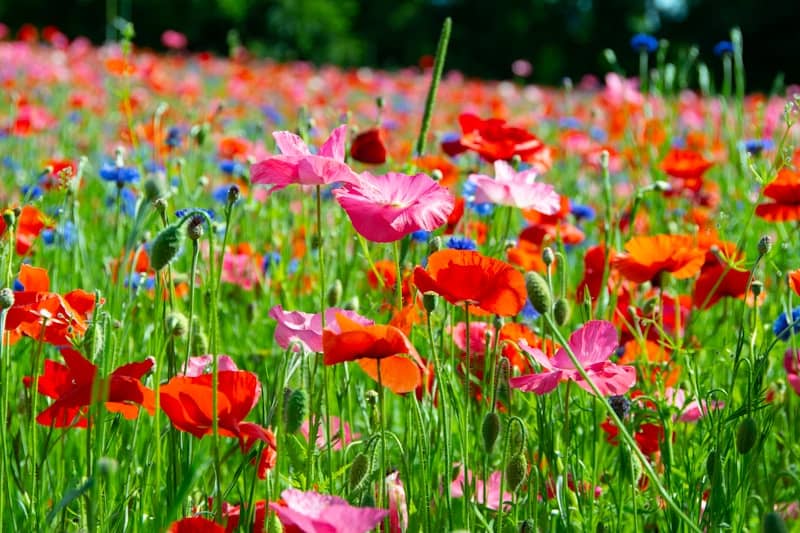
327,279,343,307
423,293,437,313
505,453,528,492
143,178,166,203
149,224,182,271
186,215,204,241
542,247,555,267
758,235,772,257
283,388,308,434
348,452,371,490
427,236,442,254
736,417,758,454
553,298,570,326
165,311,189,337
481,411,501,453
227,185,240,205
524,271,552,315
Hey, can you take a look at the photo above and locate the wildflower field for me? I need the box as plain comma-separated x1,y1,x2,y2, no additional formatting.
3,19,800,533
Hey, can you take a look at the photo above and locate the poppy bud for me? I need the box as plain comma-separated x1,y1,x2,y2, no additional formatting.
519,519,535,533
482,411,501,453
423,293,437,313
758,235,772,257
762,511,788,533
150,224,182,271
511,154,522,169
431,169,444,181
165,311,188,337
97,457,119,476
227,185,240,205
349,452,371,490
0,288,14,309
751,280,763,297
525,271,552,315
286,434,307,472
554,298,570,326
542,247,555,266
266,513,283,533
143,178,166,203
2,209,16,229
350,129,387,165
343,296,359,312
706,449,720,479
327,279,343,307
192,330,208,357
736,417,758,454
505,453,527,492
283,389,308,434
83,318,105,360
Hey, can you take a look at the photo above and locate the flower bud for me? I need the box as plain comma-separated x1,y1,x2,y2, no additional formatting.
427,236,442,254
283,388,308,434
227,185,240,205
524,271,552,315
2,209,16,229
165,311,189,337
553,298,570,326
150,224,182,270
758,235,772,257
327,279,343,307
608,395,631,419
505,453,527,492
349,452,371,490
736,417,758,454
187,215,204,241
751,280,763,297
431,169,443,181
97,457,119,476
542,247,555,267
143,178,166,202
343,296,359,312
0,288,14,309
423,293,437,313
481,411,501,454
762,511,788,533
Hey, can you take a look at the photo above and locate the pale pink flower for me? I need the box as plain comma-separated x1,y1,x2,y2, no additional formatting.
511,59,532,77
221,251,260,290
467,160,560,213
269,488,388,533
181,355,238,377
251,126,358,195
161,30,187,50
450,466,512,511
510,320,635,396
664,388,724,422
299,416,359,451
385,471,408,533
603,72,644,108
269,305,373,353
333,171,454,243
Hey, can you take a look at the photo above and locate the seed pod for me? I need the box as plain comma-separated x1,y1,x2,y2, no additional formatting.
481,412,501,454
149,224,182,271
423,293,437,313
762,511,788,533
524,271,552,315
349,452,371,490
736,417,758,454
553,298,570,326
0,288,15,309
283,389,308,434
505,453,528,492
327,279,343,307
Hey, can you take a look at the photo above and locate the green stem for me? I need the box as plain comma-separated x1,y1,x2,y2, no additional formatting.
462,302,472,530
414,17,451,157
426,313,453,529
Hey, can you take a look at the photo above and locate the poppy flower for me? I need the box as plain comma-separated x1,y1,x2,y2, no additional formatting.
510,321,636,396
692,261,751,309
251,125,358,195
6,264,96,347
220,500,267,533
467,160,560,213
270,305,373,353
601,418,664,456
0,205,49,255
159,371,277,478
322,313,425,394
784,349,800,396
442,113,552,169
269,488,388,533
414,250,527,316
168,517,225,533
333,171,454,243
790,269,800,297
613,234,705,284
25,348,155,428
450,466,512,511
755,169,800,221
350,128,388,164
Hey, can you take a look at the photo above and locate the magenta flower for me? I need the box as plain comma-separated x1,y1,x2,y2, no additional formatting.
180,355,238,377
269,305,373,353
333,171,454,243
785,349,800,396
665,388,724,422
467,160,560,213
299,416,359,451
269,488,388,533
251,125,358,195
450,321,495,358
510,320,635,396
450,466,512,511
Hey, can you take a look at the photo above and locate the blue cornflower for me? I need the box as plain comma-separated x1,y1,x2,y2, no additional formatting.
219,159,245,176
713,41,734,56
100,163,140,185
288,258,299,275
13,278,24,291
106,187,138,217
212,184,240,204
570,203,596,221
124,273,156,291
589,127,607,142
741,139,774,156
558,117,582,129
68,111,82,124
175,208,215,220
630,33,659,53
520,299,540,322
41,221,77,248
262,252,281,273
446,236,477,251
411,230,431,243
21,184,43,201
166,126,183,148
774,307,800,341
462,179,495,216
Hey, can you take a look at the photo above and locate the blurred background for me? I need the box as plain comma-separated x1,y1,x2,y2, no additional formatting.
0,0,796,91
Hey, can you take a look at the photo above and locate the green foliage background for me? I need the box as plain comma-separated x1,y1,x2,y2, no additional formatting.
0,0,796,89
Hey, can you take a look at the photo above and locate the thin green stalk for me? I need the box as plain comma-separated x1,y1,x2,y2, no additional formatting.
0,308,12,529
414,17,451,157
462,302,472,530
426,312,453,529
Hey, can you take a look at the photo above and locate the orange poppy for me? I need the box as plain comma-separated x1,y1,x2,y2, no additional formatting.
415,155,459,189
413,250,526,316
613,234,705,284
755,168,800,221
506,239,548,273
0,205,49,255
323,314,424,394
790,269,800,297
659,148,713,181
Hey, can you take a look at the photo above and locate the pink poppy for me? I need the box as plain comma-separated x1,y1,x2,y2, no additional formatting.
299,416,359,451
785,349,800,396
161,30,188,50
467,160,560,213
269,488,388,533
450,321,495,358
250,126,358,195
180,355,238,377
221,252,261,290
450,466,512,511
385,471,408,533
665,388,724,422
269,305,373,353
333,171,454,243
509,320,635,396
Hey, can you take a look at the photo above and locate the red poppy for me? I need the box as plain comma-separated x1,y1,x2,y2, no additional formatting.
601,418,664,456
0,205,49,255
169,517,225,533
220,500,267,533
442,113,552,168
755,168,800,221
444,196,465,234
790,269,800,297
323,313,425,394
5,264,96,347
613,234,705,284
659,148,713,181
414,250,527,316
24,348,155,427
160,371,277,478
576,245,616,303
350,128,388,164
693,256,751,309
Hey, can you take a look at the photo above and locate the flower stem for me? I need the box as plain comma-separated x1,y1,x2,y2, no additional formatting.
414,17,451,157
